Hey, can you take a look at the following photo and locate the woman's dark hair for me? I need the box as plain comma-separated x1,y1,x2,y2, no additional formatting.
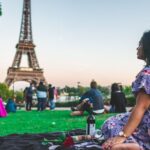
90,80,97,88
111,83,119,93
49,84,52,88
39,81,44,85
141,31,150,65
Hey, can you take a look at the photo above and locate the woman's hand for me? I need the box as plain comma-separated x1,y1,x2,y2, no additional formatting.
102,136,126,150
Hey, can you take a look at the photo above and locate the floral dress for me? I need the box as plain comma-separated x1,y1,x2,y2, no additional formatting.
101,66,150,150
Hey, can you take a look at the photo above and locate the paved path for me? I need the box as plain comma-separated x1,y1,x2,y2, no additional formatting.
18,106,133,111
54,107,133,111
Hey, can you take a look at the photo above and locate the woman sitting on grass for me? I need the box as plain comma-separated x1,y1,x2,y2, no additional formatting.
5,98,17,113
105,83,127,113
101,30,150,150
0,96,7,117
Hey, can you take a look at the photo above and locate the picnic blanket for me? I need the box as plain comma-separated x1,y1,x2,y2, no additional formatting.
0,129,103,150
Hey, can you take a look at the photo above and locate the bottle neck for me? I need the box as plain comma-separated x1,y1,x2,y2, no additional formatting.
88,107,93,115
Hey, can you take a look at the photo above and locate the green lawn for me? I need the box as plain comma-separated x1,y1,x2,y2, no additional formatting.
0,110,114,137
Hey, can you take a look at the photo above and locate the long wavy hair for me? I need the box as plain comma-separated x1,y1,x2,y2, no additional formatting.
141,31,150,65
111,83,120,93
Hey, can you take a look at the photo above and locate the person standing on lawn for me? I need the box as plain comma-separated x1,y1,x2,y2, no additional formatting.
71,80,104,116
25,83,34,111
37,81,47,111
101,30,150,150
48,84,55,110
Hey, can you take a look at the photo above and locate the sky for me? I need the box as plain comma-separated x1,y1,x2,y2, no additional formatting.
0,0,150,89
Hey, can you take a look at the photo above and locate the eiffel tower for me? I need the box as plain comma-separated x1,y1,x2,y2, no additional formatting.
5,0,46,87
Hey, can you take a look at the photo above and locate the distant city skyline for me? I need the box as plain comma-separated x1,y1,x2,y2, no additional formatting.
0,0,148,90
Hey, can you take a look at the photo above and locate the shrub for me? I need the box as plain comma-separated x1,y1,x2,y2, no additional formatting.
15,91,24,102
126,96,136,107
0,83,12,101
104,96,136,107
56,100,79,107
56,96,136,108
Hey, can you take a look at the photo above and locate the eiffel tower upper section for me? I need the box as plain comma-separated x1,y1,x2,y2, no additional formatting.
13,0,40,69
19,0,33,43
5,0,46,86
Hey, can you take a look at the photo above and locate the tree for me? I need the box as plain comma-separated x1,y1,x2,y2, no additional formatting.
123,86,133,97
77,85,89,97
0,2,2,16
15,91,24,103
97,85,110,99
0,83,12,101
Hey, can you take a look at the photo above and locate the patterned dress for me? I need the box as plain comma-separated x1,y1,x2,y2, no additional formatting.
101,66,150,150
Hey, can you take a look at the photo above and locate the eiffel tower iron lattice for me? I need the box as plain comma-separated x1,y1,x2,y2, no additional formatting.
5,0,46,87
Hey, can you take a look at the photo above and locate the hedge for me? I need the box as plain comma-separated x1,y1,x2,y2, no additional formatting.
55,96,136,107
56,100,79,107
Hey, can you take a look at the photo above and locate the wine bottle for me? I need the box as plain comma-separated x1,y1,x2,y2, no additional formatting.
86,113,96,136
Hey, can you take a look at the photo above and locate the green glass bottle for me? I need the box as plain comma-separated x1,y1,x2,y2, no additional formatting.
86,111,96,136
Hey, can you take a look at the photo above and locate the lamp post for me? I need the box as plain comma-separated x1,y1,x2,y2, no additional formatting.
77,81,80,88
77,81,81,100
13,80,15,99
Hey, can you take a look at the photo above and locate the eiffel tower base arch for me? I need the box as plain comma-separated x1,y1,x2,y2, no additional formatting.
5,67,46,87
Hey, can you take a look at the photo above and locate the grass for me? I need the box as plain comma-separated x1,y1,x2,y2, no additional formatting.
0,110,115,137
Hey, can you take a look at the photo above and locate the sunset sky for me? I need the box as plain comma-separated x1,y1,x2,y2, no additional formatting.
0,0,149,89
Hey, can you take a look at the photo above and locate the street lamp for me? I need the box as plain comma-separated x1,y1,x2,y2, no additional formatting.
13,80,15,98
77,81,80,88
77,81,81,100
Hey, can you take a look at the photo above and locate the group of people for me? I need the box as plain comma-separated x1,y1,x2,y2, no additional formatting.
0,96,17,118
24,81,57,111
70,81,127,116
0,81,57,116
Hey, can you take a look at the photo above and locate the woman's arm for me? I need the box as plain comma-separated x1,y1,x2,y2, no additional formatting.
123,90,150,137
102,90,150,149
